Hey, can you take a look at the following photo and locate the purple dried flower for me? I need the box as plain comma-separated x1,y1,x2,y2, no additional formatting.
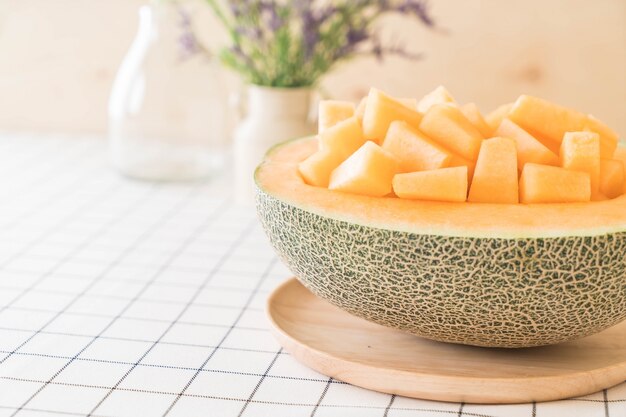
395,0,434,27
261,2,283,32
177,7,200,59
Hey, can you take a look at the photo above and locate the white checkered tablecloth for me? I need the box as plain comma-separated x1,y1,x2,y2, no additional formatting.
0,132,623,417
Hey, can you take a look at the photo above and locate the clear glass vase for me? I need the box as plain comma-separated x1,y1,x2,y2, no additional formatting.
108,2,226,181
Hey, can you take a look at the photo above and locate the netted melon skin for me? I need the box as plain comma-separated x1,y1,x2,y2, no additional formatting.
257,190,626,348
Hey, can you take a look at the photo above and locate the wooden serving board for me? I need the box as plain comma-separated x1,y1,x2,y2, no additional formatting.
266,278,626,404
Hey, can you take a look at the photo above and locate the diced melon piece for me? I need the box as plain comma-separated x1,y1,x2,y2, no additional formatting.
318,116,365,156
318,100,355,133
417,85,456,113
494,118,559,169
355,97,367,120
362,89,423,141
298,149,344,187
460,103,492,137
448,154,476,182
600,159,625,199
393,166,468,202
356,96,417,121
584,115,619,158
485,102,513,133
508,95,587,149
382,121,454,172
419,104,484,161
520,163,591,203
560,131,600,197
329,142,398,197
467,137,518,203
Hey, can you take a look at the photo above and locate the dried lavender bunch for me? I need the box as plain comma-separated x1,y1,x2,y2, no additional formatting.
195,0,435,87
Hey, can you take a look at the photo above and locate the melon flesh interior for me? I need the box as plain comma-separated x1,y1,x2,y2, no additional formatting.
494,118,559,170
393,166,468,202
298,149,343,187
585,115,619,157
468,137,519,203
417,85,456,113
520,163,591,204
318,100,355,133
329,141,398,197
419,104,484,161
382,121,454,172
560,132,600,198
600,159,625,199
460,103,492,138
258,137,626,238
485,102,513,133
318,116,365,155
362,89,423,142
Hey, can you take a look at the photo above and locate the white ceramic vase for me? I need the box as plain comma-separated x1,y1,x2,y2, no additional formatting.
233,85,315,204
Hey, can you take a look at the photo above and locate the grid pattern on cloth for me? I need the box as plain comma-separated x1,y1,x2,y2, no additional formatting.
0,132,623,417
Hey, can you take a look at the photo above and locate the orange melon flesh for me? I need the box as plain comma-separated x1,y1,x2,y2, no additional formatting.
460,103,492,138
520,163,591,204
417,85,456,113
485,102,514,133
585,115,619,157
258,137,626,238
356,96,417,121
419,104,484,161
318,116,365,155
448,154,476,183
328,141,398,197
318,100,355,133
494,118,559,169
600,159,625,199
298,149,343,187
468,137,518,203
382,121,454,172
362,89,423,142
393,166,468,202
560,132,600,198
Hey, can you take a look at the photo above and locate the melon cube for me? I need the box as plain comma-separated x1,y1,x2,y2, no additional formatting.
508,95,587,149
318,100,355,133
329,142,398,197
298,149,344,187
419,104,484,161
448,154,476,182
417,85,456,113
600,159,625,199
362,88,423,142
318,116,365,156
393,166,468,202
356,96,417,121
560,131,600,197
520,163,591,203
584,115,619,158
382,121,454,172
467,137,518,203
494,118,559,169
460,103,492,138
485,102,513,133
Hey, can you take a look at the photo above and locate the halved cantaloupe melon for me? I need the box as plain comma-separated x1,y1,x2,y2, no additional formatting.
382,121,454,172
560,131,600,198
520,163,591,204
600,159,625,199
393,166,468,202
256,136,626,348
419,104,484,161
468,137,518,203
460,103,492,138
362,89,423,142
318,100,355,133
417,85,456,113
485,102,514,133
328,141,398,197
494,118,559,169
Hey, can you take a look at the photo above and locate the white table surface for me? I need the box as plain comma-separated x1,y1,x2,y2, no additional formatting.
0,132,623,417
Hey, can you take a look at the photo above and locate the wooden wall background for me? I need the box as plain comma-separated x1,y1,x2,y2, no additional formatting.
0,0,624,136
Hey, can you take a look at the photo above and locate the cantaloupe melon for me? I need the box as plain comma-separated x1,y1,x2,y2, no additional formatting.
519,163,591,204
356,96,417,121
460,103,492,138
494,118,559,169
393,166,468,202
362,89,423,142
318,100,355,133
382,121,454,172
560,131,600,198
600,159,625,199
417,85,456,113
328,141,398,197
485,102,513,133
419,104,484,161
468,137,518,204
256,136,626,348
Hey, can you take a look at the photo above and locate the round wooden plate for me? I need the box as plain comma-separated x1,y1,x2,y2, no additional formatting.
266,278,626,404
